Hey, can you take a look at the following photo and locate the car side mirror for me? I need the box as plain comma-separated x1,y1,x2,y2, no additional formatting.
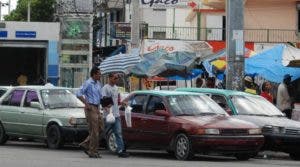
155,110,170,117
30,101,41,109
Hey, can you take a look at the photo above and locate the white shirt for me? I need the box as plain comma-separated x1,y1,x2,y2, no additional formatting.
45,83,54,87
102,84,119,117
276,83,291,111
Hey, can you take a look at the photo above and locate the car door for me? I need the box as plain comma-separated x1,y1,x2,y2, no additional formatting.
121,94,148,143
138,95,169,147
0,89,25,134
18,90,44,137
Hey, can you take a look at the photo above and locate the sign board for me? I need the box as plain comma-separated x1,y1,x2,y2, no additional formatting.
140,0,191,8
110,22,148,39
142,39,213,58
15,31,37,38
233,30,244,56
0,31,8,38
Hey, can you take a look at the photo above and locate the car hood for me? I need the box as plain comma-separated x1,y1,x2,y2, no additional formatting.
45,108,85,118
178,115,258,129
232,115,300,128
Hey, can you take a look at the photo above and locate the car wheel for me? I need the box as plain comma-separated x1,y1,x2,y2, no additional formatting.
174,133,194,160
290,152,300,160
0,122,9,145
106,130,117,153
46,124,64,149
235,154,251,160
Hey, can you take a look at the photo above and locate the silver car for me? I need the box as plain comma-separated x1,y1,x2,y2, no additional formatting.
0,86,88,149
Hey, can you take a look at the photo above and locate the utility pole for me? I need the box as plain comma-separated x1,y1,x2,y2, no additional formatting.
226,0,244,90
0,1,9,21
27,0,31,22
131,0,140,49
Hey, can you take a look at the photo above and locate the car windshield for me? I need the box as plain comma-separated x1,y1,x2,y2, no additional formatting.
231,95,284,116
41,89,84,109
167,95,227,116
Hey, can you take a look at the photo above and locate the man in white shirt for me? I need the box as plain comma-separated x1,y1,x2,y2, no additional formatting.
102,73,129,158
277,74,292,118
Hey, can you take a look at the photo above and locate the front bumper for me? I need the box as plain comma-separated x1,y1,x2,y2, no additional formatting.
263,134,300,153
190,135,264,154
61,126,89,143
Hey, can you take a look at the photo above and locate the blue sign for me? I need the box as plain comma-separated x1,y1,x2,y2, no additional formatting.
15,31,36,38
0,31,8,38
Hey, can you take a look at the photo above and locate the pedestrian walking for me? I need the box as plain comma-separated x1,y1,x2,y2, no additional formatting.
102,73,129,158
277,74,292,119
77,66,103,158
260,81,273,103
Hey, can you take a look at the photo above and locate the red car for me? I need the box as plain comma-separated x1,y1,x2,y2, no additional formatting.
106,90,264,160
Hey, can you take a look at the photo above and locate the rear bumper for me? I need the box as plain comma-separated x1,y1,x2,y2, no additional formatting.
263,134,300,153
61,126,89,143
190,135,264,154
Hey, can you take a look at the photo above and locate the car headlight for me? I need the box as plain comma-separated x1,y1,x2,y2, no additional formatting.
205,129,220,135
248,128,262,135
69,117,86,125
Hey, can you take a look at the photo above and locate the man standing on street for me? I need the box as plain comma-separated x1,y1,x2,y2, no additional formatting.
77,66,103,158
277,74,292,119
102,73,129,158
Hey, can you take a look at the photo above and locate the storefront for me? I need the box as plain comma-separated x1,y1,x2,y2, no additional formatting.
0,21,59,85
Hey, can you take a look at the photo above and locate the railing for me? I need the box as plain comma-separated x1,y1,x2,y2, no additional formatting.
145,26,300,43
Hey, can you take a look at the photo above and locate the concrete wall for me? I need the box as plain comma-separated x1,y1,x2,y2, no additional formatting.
244,0,297,30
141,8,167,26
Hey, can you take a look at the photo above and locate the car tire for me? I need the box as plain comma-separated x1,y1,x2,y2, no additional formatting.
290,152,300,160
46,124,64,149
0,122,8,145
174,133,194,160
235,154,251,160
106,130,117,153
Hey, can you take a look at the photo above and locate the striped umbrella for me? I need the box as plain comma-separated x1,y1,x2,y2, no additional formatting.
99,53,141,74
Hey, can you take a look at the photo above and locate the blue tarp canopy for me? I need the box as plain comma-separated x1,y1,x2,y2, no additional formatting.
245,44,300,83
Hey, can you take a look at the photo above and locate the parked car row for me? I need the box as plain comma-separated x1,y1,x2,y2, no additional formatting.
109,90,264,160
0,86,300,161
176,88,300,160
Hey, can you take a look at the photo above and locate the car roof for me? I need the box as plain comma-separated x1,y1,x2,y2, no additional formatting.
12,85,71,91
132,90,203,97
0,86,13,90
176,88,255,97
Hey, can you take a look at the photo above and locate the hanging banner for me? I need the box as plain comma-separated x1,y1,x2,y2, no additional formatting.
139,0,192,8
142,39,213,58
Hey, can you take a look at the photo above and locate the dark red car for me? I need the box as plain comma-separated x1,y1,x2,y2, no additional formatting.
106,90,264,160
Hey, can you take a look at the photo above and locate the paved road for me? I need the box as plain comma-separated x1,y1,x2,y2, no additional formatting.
0,141,300,167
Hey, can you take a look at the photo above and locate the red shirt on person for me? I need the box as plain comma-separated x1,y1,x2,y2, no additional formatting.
260,92,273,103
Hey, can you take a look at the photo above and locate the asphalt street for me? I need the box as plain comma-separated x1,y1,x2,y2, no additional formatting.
0,141,300,167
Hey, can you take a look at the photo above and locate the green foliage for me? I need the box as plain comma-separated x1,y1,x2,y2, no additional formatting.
4,0,56,22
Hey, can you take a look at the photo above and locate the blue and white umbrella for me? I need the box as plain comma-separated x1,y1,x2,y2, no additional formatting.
99,52,141,75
